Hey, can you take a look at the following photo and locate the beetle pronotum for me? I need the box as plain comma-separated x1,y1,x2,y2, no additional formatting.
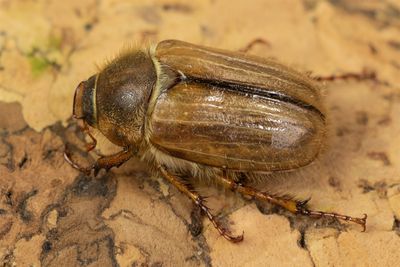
65,40,367,242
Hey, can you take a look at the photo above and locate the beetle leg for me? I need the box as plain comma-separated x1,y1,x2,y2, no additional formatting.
64,147,133,176
296,203,368,232
76,120,97,152
158,166,244,243
91,147,134,176
64,145,91,174
315,69,376,82
217,174,367,231
239,38,270,53
84,127,97,152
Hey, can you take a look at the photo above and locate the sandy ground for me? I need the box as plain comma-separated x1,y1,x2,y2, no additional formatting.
1,0,400,266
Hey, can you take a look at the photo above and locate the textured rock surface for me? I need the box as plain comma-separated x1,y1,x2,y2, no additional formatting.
1,0,400,266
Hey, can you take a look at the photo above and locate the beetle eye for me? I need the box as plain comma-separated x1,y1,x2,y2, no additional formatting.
73,75,97,127
73,81,85,119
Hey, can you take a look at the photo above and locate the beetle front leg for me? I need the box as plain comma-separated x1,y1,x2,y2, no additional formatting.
64,147,134,176
91,147,134,175
74,119,98,152
217,174,367,231
158,166,244,243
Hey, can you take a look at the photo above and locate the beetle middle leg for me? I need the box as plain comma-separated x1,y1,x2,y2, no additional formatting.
217,174,367,231
158,165,244,243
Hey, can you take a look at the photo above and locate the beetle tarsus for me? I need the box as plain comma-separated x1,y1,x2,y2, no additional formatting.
216,174,368,231
296,205,368,231
63,145,91,174
158,166,244,243
198,197,244,243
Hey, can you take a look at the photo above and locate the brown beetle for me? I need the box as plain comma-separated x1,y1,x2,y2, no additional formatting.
65,40,367,242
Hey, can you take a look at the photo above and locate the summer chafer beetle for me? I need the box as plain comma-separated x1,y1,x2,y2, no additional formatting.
65,40,367,242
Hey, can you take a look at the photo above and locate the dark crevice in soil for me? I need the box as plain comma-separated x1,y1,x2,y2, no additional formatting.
17,189,38,223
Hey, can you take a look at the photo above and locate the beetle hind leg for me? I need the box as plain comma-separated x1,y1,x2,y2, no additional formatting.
158,166,244,243
217,174,367,231
296,202,367,231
